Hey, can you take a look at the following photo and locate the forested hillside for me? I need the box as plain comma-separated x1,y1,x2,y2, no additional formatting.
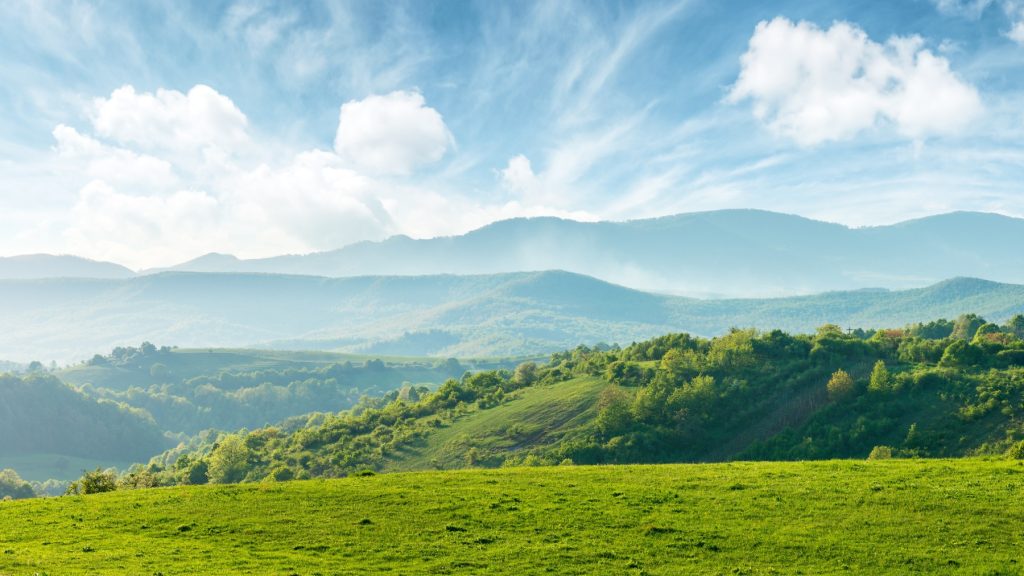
0,373,169,462
128,314,1024,487
58,344,519,434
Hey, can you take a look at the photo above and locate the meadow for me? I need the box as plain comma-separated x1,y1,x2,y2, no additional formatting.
2,459,1023,575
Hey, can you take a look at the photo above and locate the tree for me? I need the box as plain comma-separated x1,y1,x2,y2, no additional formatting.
868,360,890,393
206,435,251,484
595,388,633,438
826,369,855,400
1006,315,1024,340
66,468,117,495
939,340,984,368
512,362,538,388
951,314,986,341
0,469,35,500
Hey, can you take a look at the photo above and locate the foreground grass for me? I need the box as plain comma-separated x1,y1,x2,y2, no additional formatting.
2,460,1023,575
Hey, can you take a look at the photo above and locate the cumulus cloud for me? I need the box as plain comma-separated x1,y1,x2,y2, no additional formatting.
91,85,249,154
65,181,224,268
499,154,539,194
729,18,983,145
334,90,453,175
50,84,462,268
52,124,175,188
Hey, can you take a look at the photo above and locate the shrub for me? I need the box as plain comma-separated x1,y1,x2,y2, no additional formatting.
67,468,118,495
1007,440,1024,460
867,446,893,460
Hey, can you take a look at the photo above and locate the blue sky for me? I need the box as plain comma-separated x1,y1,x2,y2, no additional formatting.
1,0,1022,268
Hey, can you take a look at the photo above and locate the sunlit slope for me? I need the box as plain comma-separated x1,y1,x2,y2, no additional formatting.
386,376,610,471
2,460,1023,575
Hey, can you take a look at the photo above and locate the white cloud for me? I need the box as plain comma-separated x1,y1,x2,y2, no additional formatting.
65,181,224,268
91,84,249,154
50,85,469,268
729,18,983,146
499,154,539,195
52,124,175,189
334,90,453,175
222,150,395,254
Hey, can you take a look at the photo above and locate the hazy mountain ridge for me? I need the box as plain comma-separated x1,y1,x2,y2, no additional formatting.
154,210,1024,296
0,254,135,280
7,210,1023,297
2,270,1023,363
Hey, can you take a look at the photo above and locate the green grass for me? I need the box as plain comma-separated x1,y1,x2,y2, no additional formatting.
2,459,1023,575
388,376,612,471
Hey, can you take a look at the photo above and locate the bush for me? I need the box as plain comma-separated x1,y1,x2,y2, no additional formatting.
867,446,893,460
1007,440,1024,460
67,468,118,495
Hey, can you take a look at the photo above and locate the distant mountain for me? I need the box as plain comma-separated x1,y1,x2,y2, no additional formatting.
0,254,134,280
152,210,1024,297
1,271,1021,362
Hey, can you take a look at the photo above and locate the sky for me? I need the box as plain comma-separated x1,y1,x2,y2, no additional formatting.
1,0,1023,269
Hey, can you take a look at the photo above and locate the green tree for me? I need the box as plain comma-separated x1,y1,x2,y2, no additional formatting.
512,362,538,388
206,435,251,484
868,360,890,393
595,388,633,438
1006,315,1024,340
951,314,986,341
66,468,117,495
826,369,855,400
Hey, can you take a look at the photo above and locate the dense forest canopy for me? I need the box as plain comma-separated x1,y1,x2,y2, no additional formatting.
0,373,169,461
116,313,1024,489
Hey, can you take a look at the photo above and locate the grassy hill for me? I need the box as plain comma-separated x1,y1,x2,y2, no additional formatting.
385,376,607,471
2,460,1023,574
3,270,1024,362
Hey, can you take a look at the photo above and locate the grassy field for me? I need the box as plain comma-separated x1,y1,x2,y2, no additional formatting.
2,459,1023,575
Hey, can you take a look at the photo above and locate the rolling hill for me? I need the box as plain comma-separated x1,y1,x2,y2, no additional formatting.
1,271,1023,362
154,209,1024,296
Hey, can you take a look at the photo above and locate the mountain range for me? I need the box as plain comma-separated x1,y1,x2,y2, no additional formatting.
1,271,1021,363
4,210,1023,297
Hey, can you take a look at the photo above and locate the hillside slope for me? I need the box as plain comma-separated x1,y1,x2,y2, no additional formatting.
0,374,169,465
2,272,1023,362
